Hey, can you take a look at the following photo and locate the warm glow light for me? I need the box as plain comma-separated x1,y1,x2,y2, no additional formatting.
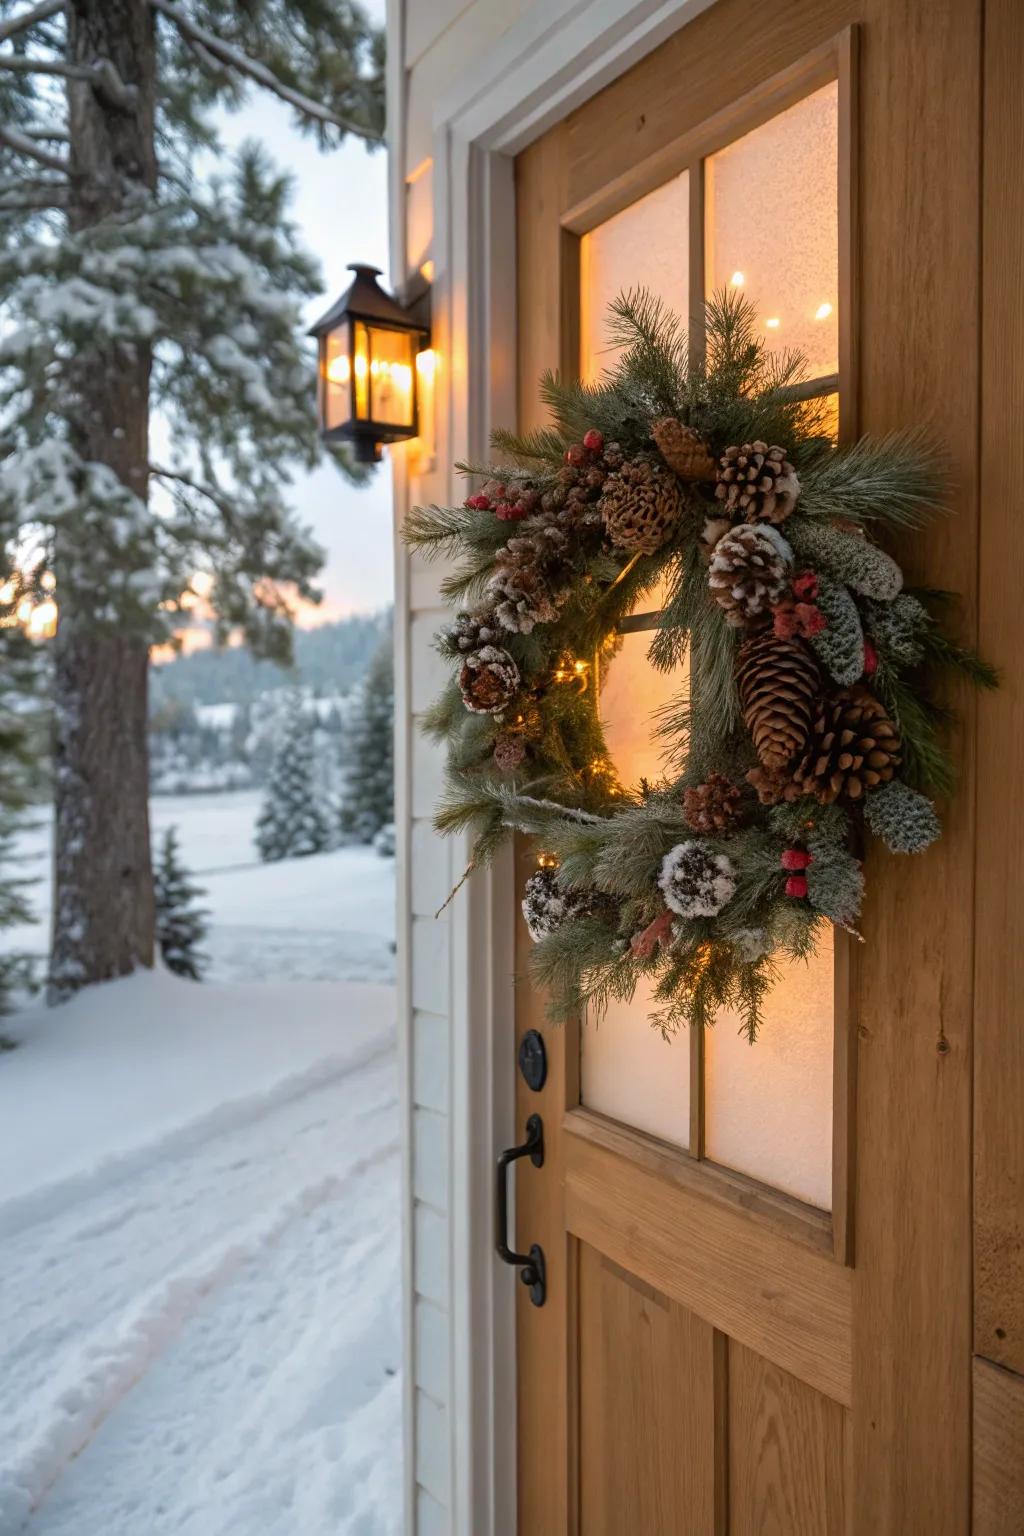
814,301,833,320
536,852,559,869
26,599,57,638
730,270,745,286
765,317,780,329
420,259,435,283
326,353,350,385
415,347,436,384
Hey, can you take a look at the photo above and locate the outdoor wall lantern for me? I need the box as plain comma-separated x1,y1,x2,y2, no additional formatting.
309,263,431,464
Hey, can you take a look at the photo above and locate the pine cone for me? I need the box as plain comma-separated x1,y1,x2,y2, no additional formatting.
792,684,901,804
708,523,793,627
443,609,500,653
682,773,744,834
458,645,521,714
658,841,736,919
522,868,613,942
493,730,528,771
599,460,685,554
716,441,800,524
487,516,574,633
736,631,822,773
651,418,716,481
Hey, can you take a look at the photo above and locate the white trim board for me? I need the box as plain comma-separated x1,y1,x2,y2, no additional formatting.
398,3,718,1532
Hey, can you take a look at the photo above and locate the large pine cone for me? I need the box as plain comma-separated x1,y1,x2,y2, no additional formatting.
708,522,792,627
443,609,500,653
599,459,686,554
682,772,744,834
651,418,716,481
458,645,521,714
793,684,901,803
736,631,822,773
487,516,574,633
716,442,800,524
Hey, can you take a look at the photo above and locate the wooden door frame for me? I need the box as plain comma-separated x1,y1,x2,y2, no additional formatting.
408,5,724,1531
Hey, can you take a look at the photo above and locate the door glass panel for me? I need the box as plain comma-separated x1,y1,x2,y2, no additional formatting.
578,174,690,1143
704,933,834,1210
705,82,838,379
583,629,688,1145
703,84,839,1209
580,170,689,384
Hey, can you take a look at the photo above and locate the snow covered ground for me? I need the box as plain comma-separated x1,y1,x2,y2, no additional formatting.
0,791,402,1535
7,789,397,987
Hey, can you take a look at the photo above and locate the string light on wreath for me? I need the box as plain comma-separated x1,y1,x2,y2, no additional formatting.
404,286,997,1040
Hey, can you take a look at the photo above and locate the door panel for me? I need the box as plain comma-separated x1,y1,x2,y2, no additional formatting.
578,1245,718,1535
513,2,979,1530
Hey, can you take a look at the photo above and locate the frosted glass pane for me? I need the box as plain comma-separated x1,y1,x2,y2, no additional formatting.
580,171,689,383
706,83,838,378
600,627,683,790
582,978,689,1149
705,932,834,1210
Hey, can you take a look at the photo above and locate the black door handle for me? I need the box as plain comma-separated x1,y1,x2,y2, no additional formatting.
496,1114,546,1307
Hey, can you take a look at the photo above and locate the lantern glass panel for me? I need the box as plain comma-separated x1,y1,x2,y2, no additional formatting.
353,320,371,420
368,325,416,429
323,323,353,432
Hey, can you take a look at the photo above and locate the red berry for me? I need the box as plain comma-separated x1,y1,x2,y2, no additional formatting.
495,501,529,521
795,602,827,637
781,848,813,871
582,429,604,454
564,443,588,467
863,639,878,676
465,493,491,510
792,569,819,602
785,874,809,899
773,602,799,639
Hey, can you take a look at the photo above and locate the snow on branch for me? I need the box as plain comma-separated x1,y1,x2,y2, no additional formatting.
0,52,137,111
0,0,64,47
149,0,382,144
0,123,68,175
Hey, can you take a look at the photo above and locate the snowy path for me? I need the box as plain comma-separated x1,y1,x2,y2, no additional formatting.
0,979,402,1536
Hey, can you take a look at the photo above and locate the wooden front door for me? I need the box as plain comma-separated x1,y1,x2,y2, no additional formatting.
510,2,987,1531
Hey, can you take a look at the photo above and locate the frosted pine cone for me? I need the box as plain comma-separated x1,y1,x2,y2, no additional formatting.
716,441,800,524
443,609,499,653
458,645,521,714
599,460,685,554
658,841,736,919
521,869,610,942
650,418,717,481
487,516,574,633
708,522,793,627
493,730,528,771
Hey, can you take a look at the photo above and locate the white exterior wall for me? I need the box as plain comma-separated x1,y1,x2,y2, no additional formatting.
388,6,534,1532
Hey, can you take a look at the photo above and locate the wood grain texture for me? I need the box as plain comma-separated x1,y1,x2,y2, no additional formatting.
514,137,573,1536
728,1340,847,1535
973,1357,1024,1534
577,1244,720,1534
974,0,1024,1375
849,2,979,1530
565,1132,852,1406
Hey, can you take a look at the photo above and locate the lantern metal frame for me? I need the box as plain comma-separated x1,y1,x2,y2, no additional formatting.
309,263,431,464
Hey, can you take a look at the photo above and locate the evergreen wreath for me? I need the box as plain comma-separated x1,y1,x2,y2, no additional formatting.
404,290,996,1040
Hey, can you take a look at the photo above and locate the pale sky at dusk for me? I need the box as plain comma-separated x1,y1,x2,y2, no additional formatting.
212,38,394,622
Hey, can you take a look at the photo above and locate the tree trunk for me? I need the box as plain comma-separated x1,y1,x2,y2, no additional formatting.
50,0,157,997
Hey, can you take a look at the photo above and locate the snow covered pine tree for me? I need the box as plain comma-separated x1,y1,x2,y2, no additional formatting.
0,577,45,1014
255,693,330,862
154,824,208,979
339,633,393,843
0,0,384,998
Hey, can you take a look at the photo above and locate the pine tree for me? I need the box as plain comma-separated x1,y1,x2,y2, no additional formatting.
256,693,331,861
154,824,208,979
0,581,46,1013
0,0,384,997
339,635,394,843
